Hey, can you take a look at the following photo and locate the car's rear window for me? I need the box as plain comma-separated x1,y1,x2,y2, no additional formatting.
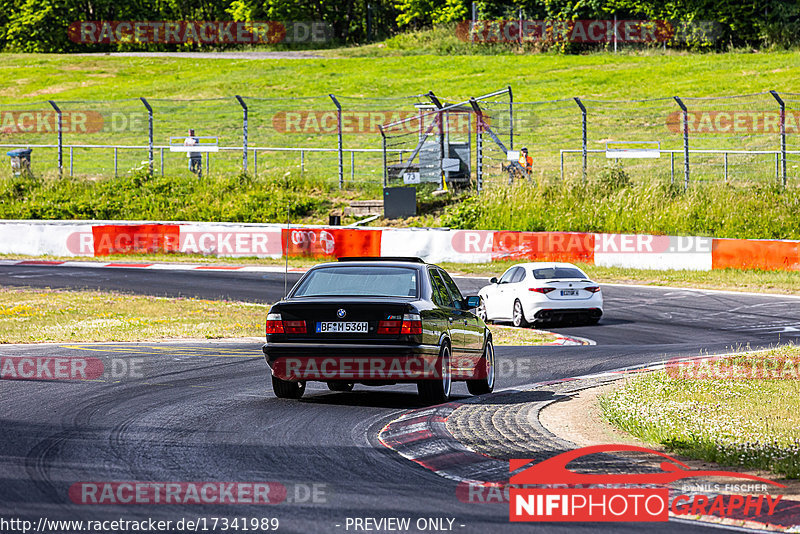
292,266,419,298
532,267,587,279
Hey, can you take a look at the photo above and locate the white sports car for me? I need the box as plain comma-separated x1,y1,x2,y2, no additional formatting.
477,262,603,327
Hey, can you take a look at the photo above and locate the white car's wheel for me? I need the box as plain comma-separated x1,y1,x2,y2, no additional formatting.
476,299,488,322
512,299,530,328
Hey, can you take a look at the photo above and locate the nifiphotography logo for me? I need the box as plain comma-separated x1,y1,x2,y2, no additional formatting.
509,445,784,522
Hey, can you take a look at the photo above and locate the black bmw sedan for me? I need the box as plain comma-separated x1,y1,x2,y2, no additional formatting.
262,257,495,404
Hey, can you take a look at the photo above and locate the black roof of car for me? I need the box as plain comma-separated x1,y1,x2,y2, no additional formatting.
337,256,426,264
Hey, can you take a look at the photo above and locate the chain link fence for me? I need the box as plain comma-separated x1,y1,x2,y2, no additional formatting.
2,90,797,190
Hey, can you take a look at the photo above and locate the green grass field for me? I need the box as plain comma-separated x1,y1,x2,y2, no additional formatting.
2,50,799,184
600,347,800,478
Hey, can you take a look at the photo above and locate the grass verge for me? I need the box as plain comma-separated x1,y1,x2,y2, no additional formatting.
0,286,550,345
0,287,267,342
599,347,800,478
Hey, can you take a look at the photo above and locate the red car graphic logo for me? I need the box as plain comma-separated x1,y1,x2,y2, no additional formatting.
510,444,785,487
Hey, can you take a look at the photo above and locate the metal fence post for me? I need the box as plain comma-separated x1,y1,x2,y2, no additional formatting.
378,125,388,187
350,151,355,182
508,85,514,151
160,147,164,176
674,97,689,190
574,97,587,182
724,152,728,183
469,99,484,192
329,94,343,189
670,152,675,185
235,95,248,173
69,146,73,176
140,97,153,176
48,101,62,175
114,147,118,177
770,90,787,186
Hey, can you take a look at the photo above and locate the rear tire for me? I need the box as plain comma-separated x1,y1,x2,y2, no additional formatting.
467,339,495,395
272,375,306,399
327,381,355,392
512,300,530,328
417,343,452,405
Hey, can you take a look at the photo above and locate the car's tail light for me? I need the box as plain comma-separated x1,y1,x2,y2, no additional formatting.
378,316,402,335
584,286,601,293
283,320,307,334
529,287,556,294
400,313,423,335
266,312,284,334
378,313,422,335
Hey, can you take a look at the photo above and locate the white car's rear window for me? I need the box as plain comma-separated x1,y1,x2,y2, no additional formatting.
532,267,587,279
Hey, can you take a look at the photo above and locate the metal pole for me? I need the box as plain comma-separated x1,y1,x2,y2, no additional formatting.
560,151,564,181
48,101,62,174
476,122,483,191
235,95,248,173
300,150,304,176
674,96,689,190
519,8,523,45
379,125,388,187
471,2,477,44
574,97,587,182
670,151,675,185
508,85,514,151
114,147,118,177
140,97,153,176
367,3,372,41
69,147,73,176
724,152,728,183
613,14,617,53
770,90,787,186
160,147,164,176
254,150,258,177
776,152,780,181
206,152,209,177
329,94,343,189
350,151,355,183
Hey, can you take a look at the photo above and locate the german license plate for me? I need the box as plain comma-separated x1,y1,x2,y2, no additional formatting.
316,321,368,333
561,289,579,296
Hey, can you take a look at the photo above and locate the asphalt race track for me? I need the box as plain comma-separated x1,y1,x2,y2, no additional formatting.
2,264,800,533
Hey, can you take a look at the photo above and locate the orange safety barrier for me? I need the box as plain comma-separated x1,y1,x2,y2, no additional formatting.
281,228,381,258
92,224,180,256
491,232,595,264
712,238,800,271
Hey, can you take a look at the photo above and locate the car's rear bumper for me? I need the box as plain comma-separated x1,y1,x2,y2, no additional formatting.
262,342,443,382
531,307,603,321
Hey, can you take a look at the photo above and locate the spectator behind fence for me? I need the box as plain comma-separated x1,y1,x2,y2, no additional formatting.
184,128,202,177
519,147,533,175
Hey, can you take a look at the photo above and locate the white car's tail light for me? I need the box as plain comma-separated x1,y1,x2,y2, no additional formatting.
584,286,601,293
529,287,556,294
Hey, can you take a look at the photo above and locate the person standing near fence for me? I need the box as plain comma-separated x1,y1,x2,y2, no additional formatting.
519,147,533,175
184,128,202,177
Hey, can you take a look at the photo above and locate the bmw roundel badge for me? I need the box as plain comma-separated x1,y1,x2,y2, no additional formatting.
337,309,346,318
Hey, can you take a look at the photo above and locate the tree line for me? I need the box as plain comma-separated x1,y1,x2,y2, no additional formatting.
1,0,798,52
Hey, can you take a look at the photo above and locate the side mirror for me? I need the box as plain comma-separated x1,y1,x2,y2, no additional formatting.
464,296,481,309
490,277,498,284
